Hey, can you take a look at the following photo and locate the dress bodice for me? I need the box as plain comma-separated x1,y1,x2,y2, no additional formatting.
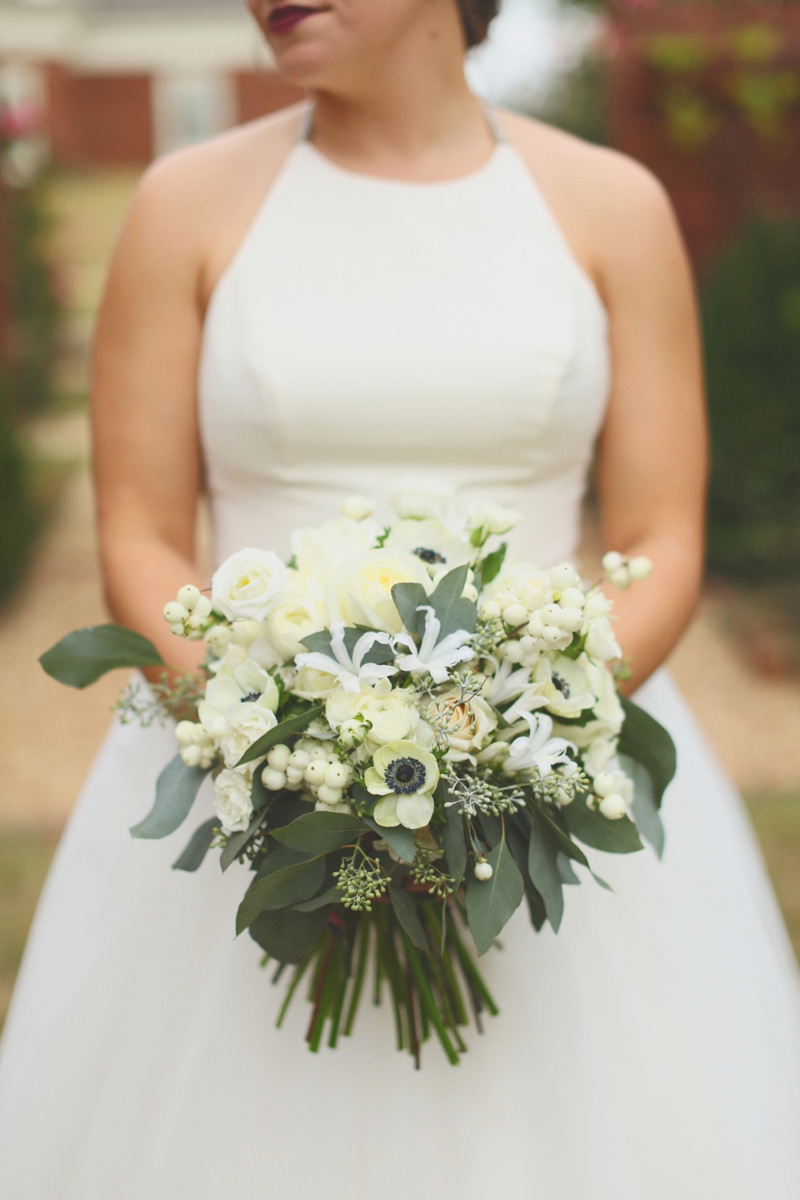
198,133,610,568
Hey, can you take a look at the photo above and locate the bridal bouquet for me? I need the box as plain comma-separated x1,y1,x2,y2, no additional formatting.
41,495,675,1066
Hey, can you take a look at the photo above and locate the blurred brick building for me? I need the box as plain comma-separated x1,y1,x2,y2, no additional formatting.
608,0,800,273
0,0,303,166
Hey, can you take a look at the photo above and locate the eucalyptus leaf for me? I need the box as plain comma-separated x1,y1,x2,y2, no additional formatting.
619,696,677,809
530,799,590,868
252,841,312,882
389,885,428,951
390,582,428,637
478,541,507,586
220,807,268,872
428,566,478,640
236,856,326,933
556,851,581,886
442,804,467,886
361,815,416,863
130,755,208,840
293,885,341,912
271,811,366,855
172,817,218,872
40,624,164,689
562,799,644,854
249,907,328,963
236,704,325,767
465,833,524,956
527,813,564,932
620,753,666,858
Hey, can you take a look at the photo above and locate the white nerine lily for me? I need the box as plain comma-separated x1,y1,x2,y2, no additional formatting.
483,658,547,722
295,623,397,694
393,606,474,684
505,712,575,777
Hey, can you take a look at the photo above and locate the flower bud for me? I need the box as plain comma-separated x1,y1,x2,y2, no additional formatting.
592,772,617,798
177,585,201,611
602,551,624,573
261,765,286,791
474,860,493,881
599,794,627,820
503,602,529,628
628,556,652,581
163,601,188,624
267,744,291,771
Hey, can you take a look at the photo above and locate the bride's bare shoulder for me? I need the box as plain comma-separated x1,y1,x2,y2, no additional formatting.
112,105,307,302
497,109,681,289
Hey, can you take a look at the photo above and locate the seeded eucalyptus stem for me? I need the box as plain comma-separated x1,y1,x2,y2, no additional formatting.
267,897,498,1066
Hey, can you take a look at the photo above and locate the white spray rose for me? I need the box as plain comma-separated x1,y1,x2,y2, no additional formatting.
211,549,288,622
292,665,339,701
218,702,278,768
428,688,498,762
213,768,254,834
327,685,419,746
584,617,622,662
330,549,431,635
265,570,327,662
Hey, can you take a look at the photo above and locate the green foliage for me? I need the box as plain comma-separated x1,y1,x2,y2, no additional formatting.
236,703,325,766
172,817,218,872
618,696,676,809
702,217,800,580
535,51,610,147
39,624,164,688
129,754,209,840
271,811,366,855
465,831,525,956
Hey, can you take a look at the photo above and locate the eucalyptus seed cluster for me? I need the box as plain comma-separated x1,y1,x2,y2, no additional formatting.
114,671,205,727
530,764,590,807
470,616,507,657
333,853,389,911
410,856,455,898
443,768,526,818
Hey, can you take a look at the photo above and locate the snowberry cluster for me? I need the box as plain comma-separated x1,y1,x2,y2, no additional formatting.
174,719,216,769
589,771,629,821
260,740,354,814
162,585,213,640
602,551,652,591
480,563,587,663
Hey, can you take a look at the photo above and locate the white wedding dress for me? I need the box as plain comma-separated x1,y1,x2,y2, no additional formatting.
2,119,800,1200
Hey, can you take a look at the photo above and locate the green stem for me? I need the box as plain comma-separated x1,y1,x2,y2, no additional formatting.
275,940,320,1029
402,933,460,1066
343,912,371,1037
446,915,500,1017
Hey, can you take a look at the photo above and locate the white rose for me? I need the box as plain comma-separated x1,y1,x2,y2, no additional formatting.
292,665,338,701
583,588,613,620
466,501,522,536
213,768,254,834
584,617,622,662
291,517,377,585
331,549,431,634
428,688,498,762
265,570,328,662
583,736,618,777
211,549,288,622
218,702,278,768
199,662,278,736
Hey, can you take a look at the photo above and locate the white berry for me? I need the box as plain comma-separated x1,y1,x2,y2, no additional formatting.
304,759,328,786
474,860,493,881
325,762,350,789
503,602,529,628
176,585,201,611
628,556,652,581
599,794,627,820
288,749,310,771
317,784,343,804
592,771,616,798
261,766,286,791
267,744,291,771
602,551,624,573
163,601,188,624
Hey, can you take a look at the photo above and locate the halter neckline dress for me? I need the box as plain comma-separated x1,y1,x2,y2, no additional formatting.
1,117,799,1200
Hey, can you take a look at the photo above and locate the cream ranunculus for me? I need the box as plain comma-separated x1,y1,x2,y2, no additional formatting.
292,665,339,701
218,702,278,768
326,685,419,747
428,688,498,762
291,517,377,586
213,767,254,833
331,549,431,634
265,570,328,662
211,548,288,622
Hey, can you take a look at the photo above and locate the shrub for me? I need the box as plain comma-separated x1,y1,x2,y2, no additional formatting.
702,216,800,581
0,377,36,607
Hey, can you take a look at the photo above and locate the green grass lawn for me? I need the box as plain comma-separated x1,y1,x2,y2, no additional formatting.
1,796,799,1035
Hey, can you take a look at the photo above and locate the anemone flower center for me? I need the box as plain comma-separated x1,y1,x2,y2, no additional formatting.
552,673,570,698
414,547,446,565
385,756,427,794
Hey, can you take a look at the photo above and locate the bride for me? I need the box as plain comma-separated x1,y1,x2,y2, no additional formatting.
1,0,799,1195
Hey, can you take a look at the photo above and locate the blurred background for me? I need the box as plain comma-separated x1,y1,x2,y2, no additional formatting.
0,0,799,1030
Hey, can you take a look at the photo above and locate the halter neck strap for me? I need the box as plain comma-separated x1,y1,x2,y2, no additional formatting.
297,97,504,146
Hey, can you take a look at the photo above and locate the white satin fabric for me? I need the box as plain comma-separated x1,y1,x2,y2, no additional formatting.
1,134,799,1200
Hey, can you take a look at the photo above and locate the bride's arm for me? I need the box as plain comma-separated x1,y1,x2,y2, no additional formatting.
91,158,210,674
593,164,707,693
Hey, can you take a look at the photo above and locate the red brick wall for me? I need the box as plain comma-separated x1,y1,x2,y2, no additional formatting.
608,1,800,273
45,63,153,167
234,70,305,125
